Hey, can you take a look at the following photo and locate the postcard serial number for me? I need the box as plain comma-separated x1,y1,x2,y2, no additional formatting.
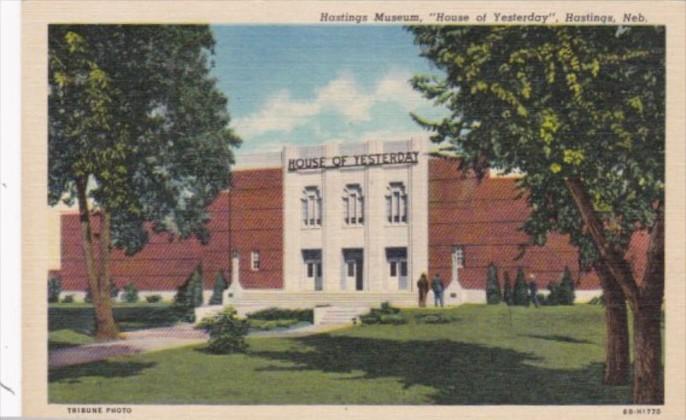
623,408,661,415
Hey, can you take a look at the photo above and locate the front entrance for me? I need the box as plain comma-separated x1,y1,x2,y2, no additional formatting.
386,247,408,290
302,249,323,291
342,249,364,291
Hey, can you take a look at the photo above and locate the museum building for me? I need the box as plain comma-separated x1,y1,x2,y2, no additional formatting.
55,138,615,309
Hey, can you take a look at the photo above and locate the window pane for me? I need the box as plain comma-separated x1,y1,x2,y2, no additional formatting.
400,261,408,276
316,263,322,277
302,199,307,225
347,261,354,277
386,196,391,222
390,261,397,277
402,195,408,222
307,263,313,277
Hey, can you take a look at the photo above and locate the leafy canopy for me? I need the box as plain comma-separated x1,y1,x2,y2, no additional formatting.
49,25,241,254
407,26,664,267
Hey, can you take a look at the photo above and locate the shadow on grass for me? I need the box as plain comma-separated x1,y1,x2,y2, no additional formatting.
251,335,631,404
49,360,156,384
522,334,594,344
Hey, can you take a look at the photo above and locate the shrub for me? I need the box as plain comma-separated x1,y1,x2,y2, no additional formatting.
414,313,453,324
122,282,139,303
110,284,120,300
146,294,162,303
248,318,299,331
360,302,407,325
48,274,62,303
485,263,502,304
61,294,74,303
246,307,314,323
546,281,561,305
198,307,249,354
512,267,529,306
558,266,576,305
84,287,93,303
173,264,204,322
209,271,227,305
503,271,514,306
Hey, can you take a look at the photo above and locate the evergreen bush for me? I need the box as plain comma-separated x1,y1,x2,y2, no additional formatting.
360,302,407,325
558,266,576,305
503,271,514,306
110,284,120,300
546,281,561,305
173,264,204,322
246,307,314,323
197,307,249,354
122,282,139,303
512,267,529,306
48,274,62,303
485,263,502,304
84,287,93,304
61,294,74,303
145,294,162,303
209,271,227,305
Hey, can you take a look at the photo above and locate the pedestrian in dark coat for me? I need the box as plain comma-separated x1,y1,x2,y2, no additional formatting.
417,273,429,307
528,274,540,308
431,273,444,308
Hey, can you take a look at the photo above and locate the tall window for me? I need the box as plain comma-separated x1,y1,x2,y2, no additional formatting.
251,251,261,271
386,182,408,224
343,184,364,225
301,186,322,227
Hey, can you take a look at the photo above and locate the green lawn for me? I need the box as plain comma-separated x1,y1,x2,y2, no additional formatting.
49,304,638,405
48,303,178,350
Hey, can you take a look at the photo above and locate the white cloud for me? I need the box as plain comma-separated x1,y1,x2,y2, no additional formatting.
234,71,427,138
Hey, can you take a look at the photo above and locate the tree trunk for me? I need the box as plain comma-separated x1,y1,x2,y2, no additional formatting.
95,210,119,340
632,204,664,404
596,263,630,385
76,178,119,340
632,303,663,404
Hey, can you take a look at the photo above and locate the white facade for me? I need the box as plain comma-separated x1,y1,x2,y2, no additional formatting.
282,138,429,296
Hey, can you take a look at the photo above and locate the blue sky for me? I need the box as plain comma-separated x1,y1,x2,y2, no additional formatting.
210,25,445,155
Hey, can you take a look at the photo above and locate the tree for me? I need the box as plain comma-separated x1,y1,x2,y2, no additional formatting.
209,271,228,305
512,267,529,306
408,26,664,403
503,271,513,306
485,263,501,304
49,25,240,339
173,264,205,322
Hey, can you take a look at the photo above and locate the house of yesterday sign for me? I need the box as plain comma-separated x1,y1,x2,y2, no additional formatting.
288,151,420,172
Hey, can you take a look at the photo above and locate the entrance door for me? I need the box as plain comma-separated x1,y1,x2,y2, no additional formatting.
303,249,323,291
343,248,364,291
386,247,408,290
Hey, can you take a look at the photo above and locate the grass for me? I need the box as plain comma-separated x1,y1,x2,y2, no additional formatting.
48,303,178,351
48,304,641,404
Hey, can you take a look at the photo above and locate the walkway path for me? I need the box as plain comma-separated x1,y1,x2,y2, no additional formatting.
48,323,348,369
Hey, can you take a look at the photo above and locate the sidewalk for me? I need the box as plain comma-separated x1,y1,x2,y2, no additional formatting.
48,323,348,369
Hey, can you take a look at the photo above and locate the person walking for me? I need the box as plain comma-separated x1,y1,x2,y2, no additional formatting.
528,274,540,308
431,273,444,308
417,273,429,307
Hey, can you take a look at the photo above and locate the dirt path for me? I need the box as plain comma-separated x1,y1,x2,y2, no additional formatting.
49,323,348,369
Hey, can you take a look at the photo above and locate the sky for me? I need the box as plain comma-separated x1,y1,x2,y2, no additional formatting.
210,25,446,155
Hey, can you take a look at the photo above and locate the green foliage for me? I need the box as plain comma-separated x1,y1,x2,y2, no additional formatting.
61,294,75,304
145,295,162,303
110,285,120,300
198,307,249,354
485,263,502,304
48,275,62,303
172,265,204,322
84,287,93,304
546,282,561,306
558,266,576,305
407,26,664,269
503,271,514,306
246,307,314,323
414,313,455,324
209,271,227,305
588,295,606,305
48,25,241,254
512,267,530,306
122,282,139,303
247,319,300,331
360,302,407,325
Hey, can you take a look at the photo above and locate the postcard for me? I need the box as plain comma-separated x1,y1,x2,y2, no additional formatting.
9,0,686,418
